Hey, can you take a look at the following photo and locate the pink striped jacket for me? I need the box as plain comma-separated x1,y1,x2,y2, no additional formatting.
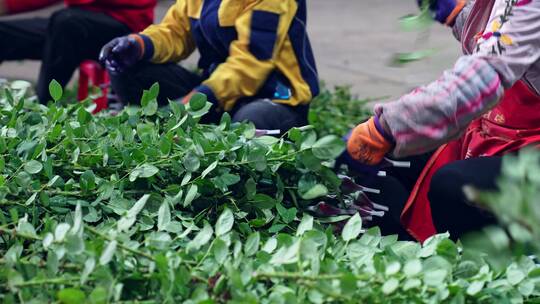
376,0,540,157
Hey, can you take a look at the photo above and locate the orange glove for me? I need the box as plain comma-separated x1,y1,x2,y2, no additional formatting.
347,116,394,165
181,91,196,105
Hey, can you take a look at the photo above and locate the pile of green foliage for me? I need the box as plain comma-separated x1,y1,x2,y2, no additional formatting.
308,85,372,137
0,82,539,303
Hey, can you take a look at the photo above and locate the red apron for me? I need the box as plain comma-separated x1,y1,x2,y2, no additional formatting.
401,80,540,242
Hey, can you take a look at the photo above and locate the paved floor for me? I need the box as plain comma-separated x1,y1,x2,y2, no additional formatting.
0,0,461,101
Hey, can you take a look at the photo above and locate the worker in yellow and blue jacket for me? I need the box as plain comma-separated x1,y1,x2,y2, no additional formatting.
100,0,319,131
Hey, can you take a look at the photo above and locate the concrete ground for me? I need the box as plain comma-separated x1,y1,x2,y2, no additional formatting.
0,0,461,101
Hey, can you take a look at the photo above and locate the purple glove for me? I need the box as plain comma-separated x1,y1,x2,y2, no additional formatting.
99,34,150,74
418,0,466,25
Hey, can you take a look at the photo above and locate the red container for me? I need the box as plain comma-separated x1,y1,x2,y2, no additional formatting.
78,60,109,113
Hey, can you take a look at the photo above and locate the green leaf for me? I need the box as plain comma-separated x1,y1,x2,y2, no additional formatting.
201,161,218,178
214,173,241,190
298,174,328,200
88,286,107,304
342,213,363,241
300,131,317,150
47,252,59,275
340,273,358,295
49,80,63,102
181,172,192,186
72,147,80,164
404,259,422,277
99,240,117,265
528,268,540,278
213,238,228,264
518,279,534,297
117,195,150,231
47,175,62,187
296,214,313,236
183,184,198,207
311,135,345,160
17,219,37,238
129,163,159,181
43,233,54,249
159,136,172,155
5,244,23,264
55,223,71,242
157,202,171,231
25,192,38,206
72,204,83,236
183,153,200,172
436,239,459,263
300,184,328,200
245,178,257,199
507,264,526,285
270,240,300,265
385,261,401,276
276,204,297,224
215,208,234,236
262,237,278,253
77,108,92,124
189,93,207,111
127,194,150,218
57,288,85,304
141,84,159,116
188,101,212,119
148,82,160,99
466,281,485,296
65,234,84,254
244,232,260,257
391,49,436,66
80,170,96,192
187,223,213,252
251,193,277,209
424,269,448,286
24,160,43,174
81,258,95,285
268,224,286,233
399,10,433,32
382,278,399,295
403,278,422,291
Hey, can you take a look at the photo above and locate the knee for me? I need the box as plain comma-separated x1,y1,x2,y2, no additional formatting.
428,164,466,221
232,99,274,129
232,99,305,131
48,9,81,38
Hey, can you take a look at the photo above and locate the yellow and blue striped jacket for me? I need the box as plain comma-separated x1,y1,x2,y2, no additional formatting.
140,0,319,110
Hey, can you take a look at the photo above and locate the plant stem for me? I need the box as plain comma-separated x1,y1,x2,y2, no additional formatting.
255,271,370,281
85,226,155,261
256,271,341,280
10,277,80,287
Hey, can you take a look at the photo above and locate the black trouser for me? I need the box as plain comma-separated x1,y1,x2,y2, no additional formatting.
363,154,500,240
0,8,130,103
110,63,310,131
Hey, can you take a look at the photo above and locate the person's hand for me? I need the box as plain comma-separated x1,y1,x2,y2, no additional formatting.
99,35,145,73
336,130,381,176
346,116,394,166
418,0,466,25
